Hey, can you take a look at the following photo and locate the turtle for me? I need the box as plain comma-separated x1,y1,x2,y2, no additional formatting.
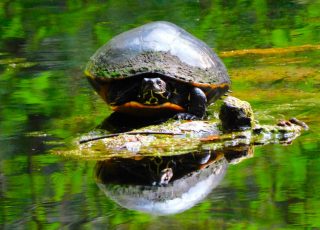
85,21,231,119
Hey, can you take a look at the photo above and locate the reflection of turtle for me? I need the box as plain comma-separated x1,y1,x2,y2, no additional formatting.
95,157,227,215
85,21,230,119
95,150,217,186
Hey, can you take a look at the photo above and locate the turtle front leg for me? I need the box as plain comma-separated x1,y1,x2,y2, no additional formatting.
175,87,207,120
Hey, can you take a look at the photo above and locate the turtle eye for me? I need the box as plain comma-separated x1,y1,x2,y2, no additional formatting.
156,79,166,88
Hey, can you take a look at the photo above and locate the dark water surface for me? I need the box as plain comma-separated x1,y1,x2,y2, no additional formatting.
1,1,320,229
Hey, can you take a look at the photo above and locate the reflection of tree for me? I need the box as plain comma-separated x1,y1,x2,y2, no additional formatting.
0,1,319,226
1,0,319,50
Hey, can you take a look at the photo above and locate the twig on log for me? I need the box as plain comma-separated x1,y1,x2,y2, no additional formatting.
79,131,184,144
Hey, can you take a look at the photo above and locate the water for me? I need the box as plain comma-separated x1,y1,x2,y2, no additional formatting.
1,0,320,229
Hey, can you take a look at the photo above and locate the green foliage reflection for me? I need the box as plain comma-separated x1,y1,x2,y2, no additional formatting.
0,0,320,228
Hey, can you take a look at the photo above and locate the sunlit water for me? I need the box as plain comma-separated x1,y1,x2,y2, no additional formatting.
0,1,320,229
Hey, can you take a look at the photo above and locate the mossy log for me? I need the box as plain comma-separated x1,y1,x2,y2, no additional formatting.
55,96,307,160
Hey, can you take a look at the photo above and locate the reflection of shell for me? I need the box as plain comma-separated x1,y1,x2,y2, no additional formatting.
97,158,228,215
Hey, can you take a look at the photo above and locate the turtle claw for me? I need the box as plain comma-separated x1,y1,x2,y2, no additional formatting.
174,113,199,120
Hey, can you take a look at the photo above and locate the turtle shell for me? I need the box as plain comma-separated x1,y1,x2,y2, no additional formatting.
85,21,230,110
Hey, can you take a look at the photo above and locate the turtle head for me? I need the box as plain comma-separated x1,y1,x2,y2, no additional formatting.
139,78,170,105
141,78,167,93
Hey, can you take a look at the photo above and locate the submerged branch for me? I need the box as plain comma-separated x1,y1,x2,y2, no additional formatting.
219,44,320,57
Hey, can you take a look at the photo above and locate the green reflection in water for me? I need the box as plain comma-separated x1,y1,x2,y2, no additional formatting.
0,0,320,228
